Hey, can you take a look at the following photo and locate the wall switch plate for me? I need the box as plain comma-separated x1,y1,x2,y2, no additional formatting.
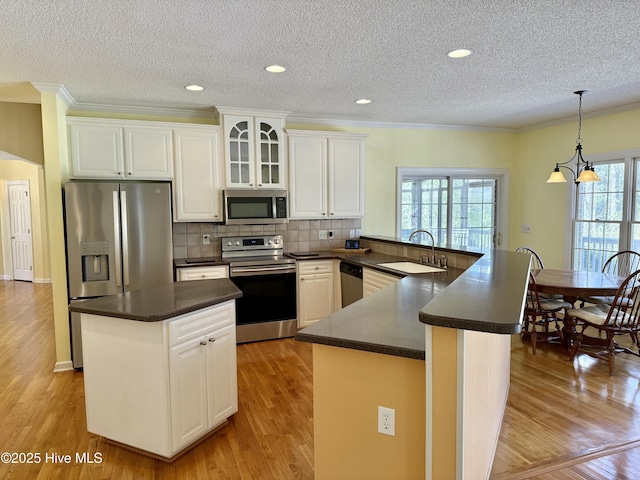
355,229,362,237
378,406,395,436
202,234,211,245
319,230,328,240
349,229,356,238
521,224,531,234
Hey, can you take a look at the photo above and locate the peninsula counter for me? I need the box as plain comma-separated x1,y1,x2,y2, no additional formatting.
295,240,530,480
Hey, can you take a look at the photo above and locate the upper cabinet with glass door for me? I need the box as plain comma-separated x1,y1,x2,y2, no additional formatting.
217,107,288,189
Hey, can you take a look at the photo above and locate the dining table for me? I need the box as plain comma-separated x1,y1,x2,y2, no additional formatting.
532,268,627,305
531,268,629,351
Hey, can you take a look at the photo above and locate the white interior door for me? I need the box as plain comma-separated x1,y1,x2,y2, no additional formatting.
7,180,34,281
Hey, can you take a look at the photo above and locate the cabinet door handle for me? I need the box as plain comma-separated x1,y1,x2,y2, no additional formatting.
208,337,216,343
200,340,207,346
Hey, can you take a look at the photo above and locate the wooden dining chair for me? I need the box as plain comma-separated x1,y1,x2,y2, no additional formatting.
522,272,573,354
580,250,640,306
565,269,640,375
515,247,544,270
516,247,563,300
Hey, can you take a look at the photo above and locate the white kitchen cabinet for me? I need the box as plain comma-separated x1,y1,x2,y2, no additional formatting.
176,265,229,281
297,260,335,328
363,267,401,297
169,323,237,452
124,125,174,179
68,117,173,180
82,300,238,459
173,127,224,222
217,107,288,189
287,130,367,219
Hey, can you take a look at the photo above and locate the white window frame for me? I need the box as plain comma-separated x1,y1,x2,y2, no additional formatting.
396,167,510,250
564,148,640,269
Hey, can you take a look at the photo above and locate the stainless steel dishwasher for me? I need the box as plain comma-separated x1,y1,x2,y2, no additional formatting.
340,262,363,307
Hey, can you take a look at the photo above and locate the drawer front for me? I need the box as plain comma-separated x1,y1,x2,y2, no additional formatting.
168,301,235,347
176,266,229,281
298,260,333,275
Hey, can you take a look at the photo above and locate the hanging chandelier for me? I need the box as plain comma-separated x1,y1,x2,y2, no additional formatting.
546,90,601,184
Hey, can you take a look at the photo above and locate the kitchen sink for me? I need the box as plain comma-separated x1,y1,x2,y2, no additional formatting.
377,262,446,274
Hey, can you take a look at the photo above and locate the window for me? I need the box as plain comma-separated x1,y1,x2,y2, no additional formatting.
571,153,640,271
397,168,508,249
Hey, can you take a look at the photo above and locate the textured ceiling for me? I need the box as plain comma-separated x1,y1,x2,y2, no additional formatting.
2,0,640,129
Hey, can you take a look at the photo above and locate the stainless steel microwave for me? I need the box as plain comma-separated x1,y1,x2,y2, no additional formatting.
223,190,288,225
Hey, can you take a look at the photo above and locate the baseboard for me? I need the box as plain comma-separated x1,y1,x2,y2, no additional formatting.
34,278,53,284
0,275,12,281
53,360,74,372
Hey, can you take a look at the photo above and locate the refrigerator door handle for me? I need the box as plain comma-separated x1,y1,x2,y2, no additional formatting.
120,190,130,286
113,190,122,287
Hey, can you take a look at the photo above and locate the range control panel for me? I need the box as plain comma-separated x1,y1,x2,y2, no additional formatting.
221,235,284,256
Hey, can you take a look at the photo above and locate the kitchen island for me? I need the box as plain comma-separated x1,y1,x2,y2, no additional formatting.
295,244,530,480
69,279,242,461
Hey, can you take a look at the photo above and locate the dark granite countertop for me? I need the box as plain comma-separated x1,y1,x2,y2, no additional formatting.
295,244,529,360
68,279,242,322
418,249,530,334
295,269,463,360
174,256,227,268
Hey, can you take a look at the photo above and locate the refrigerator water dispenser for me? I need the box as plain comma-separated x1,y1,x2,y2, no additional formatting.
80,241,110,282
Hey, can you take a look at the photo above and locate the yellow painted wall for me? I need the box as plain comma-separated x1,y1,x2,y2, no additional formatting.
512,108,640,268
39,91,72,370
0,102,44,165
313,344,425,480
287,122,517,237
0,160,50,281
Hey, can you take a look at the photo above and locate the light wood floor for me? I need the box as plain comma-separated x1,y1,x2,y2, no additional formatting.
1,281,639,479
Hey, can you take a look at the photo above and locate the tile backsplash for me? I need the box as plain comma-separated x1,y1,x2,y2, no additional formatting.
173,219,362,259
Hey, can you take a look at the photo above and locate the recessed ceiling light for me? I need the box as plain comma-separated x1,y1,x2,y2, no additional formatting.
265,65,286,73
184,84,204,91
447,49,472,59
355,98,372,105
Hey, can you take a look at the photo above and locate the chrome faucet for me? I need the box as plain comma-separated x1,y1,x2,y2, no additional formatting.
408,229,436,264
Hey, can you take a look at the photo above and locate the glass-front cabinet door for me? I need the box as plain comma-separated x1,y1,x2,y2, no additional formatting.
256,118,282,188
219,108,287,189
228,120,253,186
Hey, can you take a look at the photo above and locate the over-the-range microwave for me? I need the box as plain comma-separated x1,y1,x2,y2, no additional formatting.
223,190,288,225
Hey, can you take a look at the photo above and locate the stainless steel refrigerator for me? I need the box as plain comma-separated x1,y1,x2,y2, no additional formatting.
64,182,174,367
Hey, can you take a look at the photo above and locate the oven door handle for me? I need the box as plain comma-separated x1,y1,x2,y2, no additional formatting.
231,265,296,276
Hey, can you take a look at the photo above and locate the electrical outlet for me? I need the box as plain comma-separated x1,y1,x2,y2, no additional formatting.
202,234,211,245
328,230,333,238
355,228,362,237
521,224,531,234
350,229,355,238
319,230,328,240
378,406,395,436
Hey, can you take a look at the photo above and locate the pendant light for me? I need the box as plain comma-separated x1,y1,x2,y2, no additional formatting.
547,90,601,184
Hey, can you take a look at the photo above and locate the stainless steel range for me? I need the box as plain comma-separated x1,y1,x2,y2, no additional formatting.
222,234,297,343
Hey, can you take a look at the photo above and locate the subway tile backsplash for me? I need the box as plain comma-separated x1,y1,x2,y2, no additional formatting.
172,219,362,259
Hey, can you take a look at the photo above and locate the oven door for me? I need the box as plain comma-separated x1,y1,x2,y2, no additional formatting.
230,268,297,326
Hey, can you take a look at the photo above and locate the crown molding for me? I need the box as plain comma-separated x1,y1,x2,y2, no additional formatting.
69,102,216,119
518,100,640,132
31,83,74,107
215,106,290,117
286,116,514,133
